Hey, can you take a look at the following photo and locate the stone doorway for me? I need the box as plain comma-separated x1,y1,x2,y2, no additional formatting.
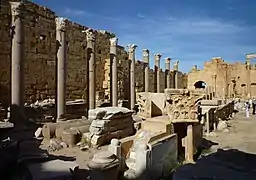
194,81,207,89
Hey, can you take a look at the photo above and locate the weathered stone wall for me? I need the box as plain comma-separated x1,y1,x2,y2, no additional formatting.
188,57,256,98
0,0,187,106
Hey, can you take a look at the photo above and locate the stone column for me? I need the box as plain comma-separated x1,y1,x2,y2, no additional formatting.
143,49,149,92
86,29,96,110
10,1,25,120
185,124,194,163
246,60,251,98
154,53,161,93
212,75,217,98
173,60,179,89
110,37,118,106
56,17,67,121
165,57,171,89
128,44,137,110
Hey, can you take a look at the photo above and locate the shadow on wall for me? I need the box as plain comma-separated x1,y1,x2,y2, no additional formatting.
173,148,256,180
0,84,10,109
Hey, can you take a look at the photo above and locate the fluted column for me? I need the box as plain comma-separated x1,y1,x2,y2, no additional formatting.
128,44,137,110
173,60,179,89
110,37,118,106
154,53,161,93
143,49,149,92
86,29,96,110
165,57,171,89
10,1,25,121
56,17,67,121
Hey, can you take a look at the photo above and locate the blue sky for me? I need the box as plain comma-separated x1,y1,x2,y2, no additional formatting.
32,0,256,73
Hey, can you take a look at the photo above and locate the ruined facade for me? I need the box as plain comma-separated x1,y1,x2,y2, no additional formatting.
0,0,187,107
188,57,256,99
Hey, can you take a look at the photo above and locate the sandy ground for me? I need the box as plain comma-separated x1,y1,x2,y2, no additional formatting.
173,111,256,180
206,111,256,154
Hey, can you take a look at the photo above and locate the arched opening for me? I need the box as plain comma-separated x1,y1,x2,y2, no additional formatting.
194,81,207,89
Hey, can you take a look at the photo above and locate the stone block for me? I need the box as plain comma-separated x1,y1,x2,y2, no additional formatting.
201,100,222,106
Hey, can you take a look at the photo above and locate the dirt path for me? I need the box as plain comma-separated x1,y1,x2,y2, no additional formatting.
207,111,256,154
172,111,256,180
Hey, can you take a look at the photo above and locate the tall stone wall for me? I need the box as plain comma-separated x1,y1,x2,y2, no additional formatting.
0,0,187,106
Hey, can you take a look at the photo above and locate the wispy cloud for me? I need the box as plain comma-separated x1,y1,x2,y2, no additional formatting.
111,14,256,72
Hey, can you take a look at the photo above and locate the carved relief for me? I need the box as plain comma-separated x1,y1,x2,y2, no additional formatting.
136,93,151,118
127,44,137,53
55,17,67,32
85,28,96,43
142,49,149,57
165,89,204,121
110,37,118,46
10,1,24,17
154,53,162,61
165,57,171,64
173,60,179,71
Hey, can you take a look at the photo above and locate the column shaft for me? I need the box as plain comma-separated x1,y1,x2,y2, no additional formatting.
56,18,67,121
10,2,25,120
86,29,96,109
143,49,149,92
186,124,194,163
165,58,171,89
110,37,118,106
128,44,137,110
154,54,161,93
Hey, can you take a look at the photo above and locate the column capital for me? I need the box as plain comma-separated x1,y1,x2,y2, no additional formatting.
173,60,179,71
154,53,162,60
142,49,149,57
10,1,25,17
110,37,118,46
56,17,68,32
165,57,171,63
127,44,137,53
84,28,96,43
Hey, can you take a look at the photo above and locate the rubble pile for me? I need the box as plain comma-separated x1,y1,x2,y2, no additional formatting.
25,99,87,123
86,107,135,146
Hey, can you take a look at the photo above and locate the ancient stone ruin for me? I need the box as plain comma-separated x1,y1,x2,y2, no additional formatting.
0,0,238,180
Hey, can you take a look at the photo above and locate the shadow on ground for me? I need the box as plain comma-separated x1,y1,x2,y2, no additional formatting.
173,148,256,180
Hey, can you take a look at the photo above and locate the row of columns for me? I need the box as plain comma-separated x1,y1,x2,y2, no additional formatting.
8,1,180,121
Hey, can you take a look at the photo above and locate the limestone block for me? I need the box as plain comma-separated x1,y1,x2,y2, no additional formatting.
88,107,134,120
90,127,134,146
201,100,222,106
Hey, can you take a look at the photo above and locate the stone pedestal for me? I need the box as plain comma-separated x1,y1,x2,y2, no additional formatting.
88,150,120,180
165,57,171,89
128,44,137,110
110,37,118,107
56,17,67,121
154,53,161,93
143,49,150,92
86,29,96,110
10,1,25,121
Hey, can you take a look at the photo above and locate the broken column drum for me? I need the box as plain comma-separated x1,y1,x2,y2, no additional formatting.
154,53,162,93
128,44,137,110
10,1,25,120
86,29,97,110
173,60,179,89
110,37,118,107
165,57,171,89
143,49,150,92
56,17,67,121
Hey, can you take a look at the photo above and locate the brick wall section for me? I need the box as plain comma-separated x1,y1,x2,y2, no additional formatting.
0,0,187,106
